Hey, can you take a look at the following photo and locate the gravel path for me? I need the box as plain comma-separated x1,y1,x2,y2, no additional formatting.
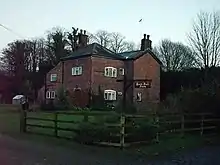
0,134,220,165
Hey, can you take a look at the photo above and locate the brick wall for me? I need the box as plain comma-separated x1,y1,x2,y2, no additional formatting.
133,53,160,107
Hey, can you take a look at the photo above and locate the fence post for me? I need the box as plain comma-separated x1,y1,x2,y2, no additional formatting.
181,114,185,138
20,110,27,133
54,112,58,137
120,114,125,149
201,114,204,136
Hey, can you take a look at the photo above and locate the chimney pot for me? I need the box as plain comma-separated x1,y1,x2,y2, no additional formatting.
84,30,86,35
80,29,83,34
144,34,146,39
147,35,150,39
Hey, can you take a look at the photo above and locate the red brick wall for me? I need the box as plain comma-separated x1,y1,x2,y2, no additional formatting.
91,56,124,94
63,57,92,91
46,62,63,91
133,53,160,104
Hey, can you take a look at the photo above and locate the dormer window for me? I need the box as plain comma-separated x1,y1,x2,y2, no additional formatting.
50,74,57,82
104,67,117,77
72,66,83,76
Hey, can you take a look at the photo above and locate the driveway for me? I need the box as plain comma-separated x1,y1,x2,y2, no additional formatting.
0,134,220,165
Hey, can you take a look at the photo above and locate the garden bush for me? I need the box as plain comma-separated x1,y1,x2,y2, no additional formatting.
74,122,120,144
74,115,159,144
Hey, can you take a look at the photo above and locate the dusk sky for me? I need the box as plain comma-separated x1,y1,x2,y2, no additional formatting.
0,0,220,52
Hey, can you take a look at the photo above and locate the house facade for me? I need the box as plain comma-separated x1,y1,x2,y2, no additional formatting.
39,31,161,109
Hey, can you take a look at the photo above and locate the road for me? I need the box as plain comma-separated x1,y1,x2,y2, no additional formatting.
0,134,220,165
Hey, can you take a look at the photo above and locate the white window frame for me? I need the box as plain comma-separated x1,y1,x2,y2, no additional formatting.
72,66,83,76
104,67,117,77
51,91,56,99
104,90,117,100
46,91,50,99
50,74,57,82
46,91,56,99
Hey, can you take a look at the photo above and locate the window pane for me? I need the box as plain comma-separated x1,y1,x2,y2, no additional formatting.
105,68,109,76
104,93,108,100
109,68,112,77
108,92,111,100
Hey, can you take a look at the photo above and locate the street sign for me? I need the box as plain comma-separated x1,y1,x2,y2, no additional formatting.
134,80,151,88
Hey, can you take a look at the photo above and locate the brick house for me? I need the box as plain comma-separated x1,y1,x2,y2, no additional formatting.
38,31,162,109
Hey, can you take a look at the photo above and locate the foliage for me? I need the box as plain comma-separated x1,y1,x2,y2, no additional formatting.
163,84,220,115
40,100,56,111
114,101,137,114
74,122,120,144
188,11,220,68
55,85,69,110
154,39,195,71
89,30,137,53
74,115,158,144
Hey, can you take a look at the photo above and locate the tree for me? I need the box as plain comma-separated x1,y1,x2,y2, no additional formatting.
155,39,195,71
188,11,220,68
45,27,68,66
67,27,79,52
91,30,137,53
90,30,111,48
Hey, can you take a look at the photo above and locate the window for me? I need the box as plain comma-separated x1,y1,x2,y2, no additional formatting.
46,91,56,99
50,74,57,82
119,68,125,75
104,67,117,77
72,66,83,76
46,91,50,99
51,91,56,99
104,90,117,100
136,92,142,102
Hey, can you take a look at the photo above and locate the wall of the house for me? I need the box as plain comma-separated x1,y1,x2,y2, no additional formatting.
91,56,124,95
133,53,160,109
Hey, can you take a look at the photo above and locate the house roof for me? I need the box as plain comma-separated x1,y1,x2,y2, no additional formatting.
61,43,124,60
118,49,162,65
61,43,162,65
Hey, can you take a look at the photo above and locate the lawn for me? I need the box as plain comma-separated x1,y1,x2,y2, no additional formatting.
0,107,219,160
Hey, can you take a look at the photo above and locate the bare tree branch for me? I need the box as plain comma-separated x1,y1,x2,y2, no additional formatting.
155,39,195,71
188,11,220,68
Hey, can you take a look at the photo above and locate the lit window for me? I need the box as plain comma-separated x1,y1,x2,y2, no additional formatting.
72,66,83,76
104,90,117,100
104,67,117,77
50,74,57,82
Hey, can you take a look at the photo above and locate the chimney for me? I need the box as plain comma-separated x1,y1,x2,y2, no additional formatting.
140,34,152,51
78,29,88,47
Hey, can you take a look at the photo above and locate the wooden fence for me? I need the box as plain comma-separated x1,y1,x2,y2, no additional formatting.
20,111,220,149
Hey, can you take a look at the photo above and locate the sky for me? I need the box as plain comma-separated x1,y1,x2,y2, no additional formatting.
0,0,220,52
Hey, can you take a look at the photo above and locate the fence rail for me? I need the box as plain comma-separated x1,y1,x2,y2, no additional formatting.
20,111,220,149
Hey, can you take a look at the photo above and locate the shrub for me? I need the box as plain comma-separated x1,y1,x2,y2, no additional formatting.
74,115,159,144
40,101,55,111
74,122,120,144
114,101,137,114
125,117,159,142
